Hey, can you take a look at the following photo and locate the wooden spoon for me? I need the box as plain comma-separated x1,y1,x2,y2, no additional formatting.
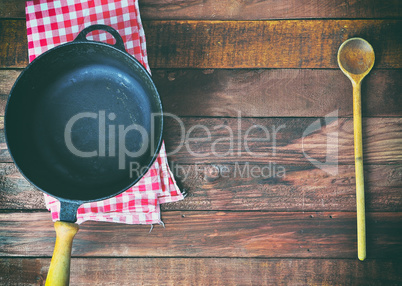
337,38,375,261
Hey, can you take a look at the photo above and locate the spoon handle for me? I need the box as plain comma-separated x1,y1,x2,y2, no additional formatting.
353,81,366,261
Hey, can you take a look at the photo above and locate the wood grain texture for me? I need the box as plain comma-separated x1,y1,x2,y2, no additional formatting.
1,2,401,285
1,163,401,212
153,69,402,117
150,164,402,212
0,116,8,162
138,0,402,20
0,0,26,18
1,258,401,286
1,117,400,164
0,212,401,258
1,0,401,20
143,20,402,69
2,19,402,69
0,20,27,68
162,117,402,165
0,117,5,163
0,163,46,210
2,69,401,117
0,70,19,116
0,69,20,92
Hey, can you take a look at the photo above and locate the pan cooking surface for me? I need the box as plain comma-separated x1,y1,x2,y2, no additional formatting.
6,43,162,201
33,64,151,186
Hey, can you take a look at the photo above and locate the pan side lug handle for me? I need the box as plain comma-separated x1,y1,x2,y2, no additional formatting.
74,24,127,52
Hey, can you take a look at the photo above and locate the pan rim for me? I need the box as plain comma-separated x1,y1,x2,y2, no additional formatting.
5,39,164,205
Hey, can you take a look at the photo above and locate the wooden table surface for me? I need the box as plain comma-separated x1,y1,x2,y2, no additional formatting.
1,1,402,285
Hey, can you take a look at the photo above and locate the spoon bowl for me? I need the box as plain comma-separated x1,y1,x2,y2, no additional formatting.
338,38,375,82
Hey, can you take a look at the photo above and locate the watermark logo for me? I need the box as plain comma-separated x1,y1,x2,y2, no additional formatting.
302,110,338,175
64,110,149,169
161,111,286,158
62,109,339,179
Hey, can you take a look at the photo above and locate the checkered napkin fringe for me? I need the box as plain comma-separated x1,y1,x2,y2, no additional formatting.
25,0,184,225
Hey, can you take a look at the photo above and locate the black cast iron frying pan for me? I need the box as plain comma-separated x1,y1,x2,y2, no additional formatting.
5,25,163,285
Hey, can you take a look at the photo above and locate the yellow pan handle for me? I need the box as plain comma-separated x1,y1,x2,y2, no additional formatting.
45,221,79,286
352,82,366,261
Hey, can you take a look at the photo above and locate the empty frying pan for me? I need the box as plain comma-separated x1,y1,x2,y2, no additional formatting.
5,25,163,285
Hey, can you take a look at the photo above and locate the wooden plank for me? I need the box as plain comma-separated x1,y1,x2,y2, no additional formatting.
0,117,5,163
150,164,402,212
2,19,402,69
0,0,26,19
2,69,401,117
0,70,19,117
139,0,402,20
154,68,402,117
1,117,401,164
162,117,402,165
0,212,401,258
1,0,402,20
0,20,27,68
1,163,401,212
0,116,7,162
1,258,401,285
0,163,46,210
145,20,402,69
0,69,19,93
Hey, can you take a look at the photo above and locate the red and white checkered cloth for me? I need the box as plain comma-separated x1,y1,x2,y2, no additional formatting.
26,0,184,225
